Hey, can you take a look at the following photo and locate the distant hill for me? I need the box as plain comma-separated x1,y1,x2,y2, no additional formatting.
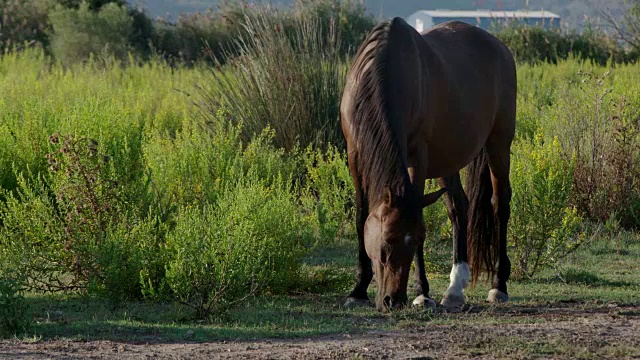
131,0,612,29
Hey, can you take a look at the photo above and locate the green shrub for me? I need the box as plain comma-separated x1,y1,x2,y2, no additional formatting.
0,173,68,292
509,134,584,279
200,6,346,150
48,2,134,65
56,0,125,11
86,220,158,303
496,25,633,65
143,111,299,209
149,0,374,65
540,70,640,228
301,145,354,244
0,46,194,200
0,134,151,300
46,134,132,290
0,278,30,337
165,180,308,318
151,10,238,65
419,179,451,274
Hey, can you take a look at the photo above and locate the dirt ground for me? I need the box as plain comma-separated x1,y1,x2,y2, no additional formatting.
2,303,639,359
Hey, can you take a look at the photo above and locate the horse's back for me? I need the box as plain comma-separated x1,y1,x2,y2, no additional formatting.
422,21,516,123
415,21,516,177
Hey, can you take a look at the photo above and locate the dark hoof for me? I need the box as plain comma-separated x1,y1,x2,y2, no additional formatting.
487,289,509,303
441,293,466,310
344,297,370,309
412,295,436,310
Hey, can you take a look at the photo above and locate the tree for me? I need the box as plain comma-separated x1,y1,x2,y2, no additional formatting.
0,0,53,51
56,0,126,11
600,0,640,51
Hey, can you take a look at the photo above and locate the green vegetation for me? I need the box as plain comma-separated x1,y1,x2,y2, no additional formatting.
202,10,347,150
49,2,134,65
0,278,30,336
1,48,639,334
1,0,636,66
141,0,616,29
509,134,583,279
7,233,640,342
1,0,374,64
0,1,639,347
496,25,635,64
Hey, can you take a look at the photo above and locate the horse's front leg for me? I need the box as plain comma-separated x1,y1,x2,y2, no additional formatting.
344,152,372,308
411,225,437,310
407,168,437,309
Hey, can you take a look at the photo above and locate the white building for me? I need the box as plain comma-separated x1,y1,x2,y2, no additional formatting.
406,9,561,33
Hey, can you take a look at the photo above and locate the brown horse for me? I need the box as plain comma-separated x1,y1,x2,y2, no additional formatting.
341,18,516,311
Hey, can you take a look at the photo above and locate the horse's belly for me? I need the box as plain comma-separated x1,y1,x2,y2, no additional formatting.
415,123,491,179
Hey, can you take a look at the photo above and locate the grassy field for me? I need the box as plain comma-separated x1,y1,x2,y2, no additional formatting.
1,48,639,358
2,232,638,358
13,232,640,340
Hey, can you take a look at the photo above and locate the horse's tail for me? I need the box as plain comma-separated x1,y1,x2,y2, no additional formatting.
466,149,498,284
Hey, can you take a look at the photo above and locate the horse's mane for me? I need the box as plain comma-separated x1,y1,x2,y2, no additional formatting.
351,19,412,205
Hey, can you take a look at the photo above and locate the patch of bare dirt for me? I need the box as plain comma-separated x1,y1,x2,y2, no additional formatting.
1,303,639,359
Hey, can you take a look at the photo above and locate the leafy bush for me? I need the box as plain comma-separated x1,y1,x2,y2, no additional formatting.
46,134,132,290
86,220,157,303
509,134,584,279
165,180,308,318
0,133,151,301
56,0,125,10
0,173,68,292
150,0,374,65
151,10,239,65
143,111,299,209
496,25,634,65
200,6,346,150
0,278,30,337
541,70,640,228
48,2,134,64
301,145,354,243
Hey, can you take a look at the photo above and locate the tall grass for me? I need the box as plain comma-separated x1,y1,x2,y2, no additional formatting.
200,7,346,150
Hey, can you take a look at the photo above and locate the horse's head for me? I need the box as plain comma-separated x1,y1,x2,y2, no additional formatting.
365,187,446,311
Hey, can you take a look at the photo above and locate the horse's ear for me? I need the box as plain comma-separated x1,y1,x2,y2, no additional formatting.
421,188,447,208
383,187,395,206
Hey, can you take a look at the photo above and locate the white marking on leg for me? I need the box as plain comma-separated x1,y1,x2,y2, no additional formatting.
412,295,436,309
443,262,470,298
487,289,508,303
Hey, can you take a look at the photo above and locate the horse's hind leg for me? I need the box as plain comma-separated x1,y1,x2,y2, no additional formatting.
344,151,373,308
438,173,471,309
485,129,514,303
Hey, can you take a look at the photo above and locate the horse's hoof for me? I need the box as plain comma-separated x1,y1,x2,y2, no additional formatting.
487,289,509,303
440,293,466,310
344,297,370,308
412,295,437,310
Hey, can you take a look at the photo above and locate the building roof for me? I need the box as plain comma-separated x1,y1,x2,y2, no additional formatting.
411,9,560,19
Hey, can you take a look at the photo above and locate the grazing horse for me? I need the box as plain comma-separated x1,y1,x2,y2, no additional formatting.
341,18,516,311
